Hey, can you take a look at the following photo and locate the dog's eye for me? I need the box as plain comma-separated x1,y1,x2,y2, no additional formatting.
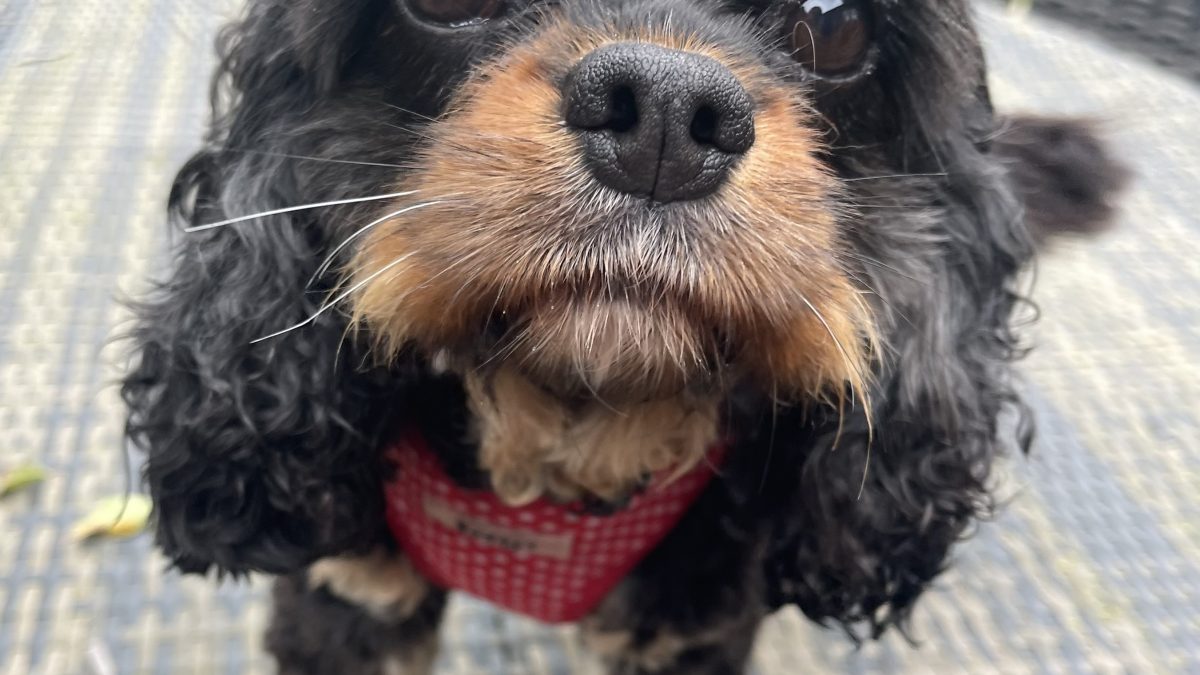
787,0,873,77
409,0,507,26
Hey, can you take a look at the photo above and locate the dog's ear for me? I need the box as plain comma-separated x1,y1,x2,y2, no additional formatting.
121,0,403,578
219,0,384,99
757,386,1021,639
121,151,397,577
758,115,1040,637
993,115,1130,245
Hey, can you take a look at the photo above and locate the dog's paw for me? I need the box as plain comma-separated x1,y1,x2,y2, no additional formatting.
581,620,757,675
581,621,693,673
307,549,431,620
580,579,757,674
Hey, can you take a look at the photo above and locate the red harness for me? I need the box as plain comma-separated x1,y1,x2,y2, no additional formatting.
383,430,724,623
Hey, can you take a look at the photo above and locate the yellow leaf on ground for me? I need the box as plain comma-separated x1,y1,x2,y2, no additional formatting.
0,463,49,498
72,495,153,541
1008,0,1034,18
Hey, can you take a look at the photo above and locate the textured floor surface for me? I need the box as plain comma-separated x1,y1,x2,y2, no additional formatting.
2,1,1199,674
1014,0,1200,81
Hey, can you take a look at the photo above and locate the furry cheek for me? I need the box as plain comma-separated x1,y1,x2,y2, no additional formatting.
348,21,875,406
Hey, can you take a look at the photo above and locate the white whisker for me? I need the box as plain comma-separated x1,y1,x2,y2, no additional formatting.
309,199,449,287
796,293,873,495
841,172,948,182
797,21,818,72
186,191,418,233
216,148,406,169
250,254,415,344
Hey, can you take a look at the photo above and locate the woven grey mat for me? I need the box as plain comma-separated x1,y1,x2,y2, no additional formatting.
1,2,1199,673
1019,0,1200,82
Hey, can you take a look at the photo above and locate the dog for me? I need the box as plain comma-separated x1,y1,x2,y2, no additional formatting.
121,1,1128,672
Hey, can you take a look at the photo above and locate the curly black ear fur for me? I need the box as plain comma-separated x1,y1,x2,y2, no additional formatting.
121,0,404,577
994,115,1130,245
758,162,1035,640
217,0,384,100
755,68,1039,639
748,16,1128,641
121,157,402,576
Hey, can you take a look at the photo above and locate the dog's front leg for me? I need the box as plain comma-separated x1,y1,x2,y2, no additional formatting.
266,549,447,675
582,496,767,675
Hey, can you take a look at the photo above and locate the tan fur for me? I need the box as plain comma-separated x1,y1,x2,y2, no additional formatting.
466,367,719,505
307,550,431,621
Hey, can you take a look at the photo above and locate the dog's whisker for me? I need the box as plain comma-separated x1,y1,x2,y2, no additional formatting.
796,20,819,73
360,247,492,347
757,382,781,494
250,254,416,343
186,191,420,232
839,251,921,282
215,147,407,169
309,199,452,287
843,203,947,211
571,314,622,415
477,324,535,373
839,268,913,327
795,291,873,484
334,321,353,372
362,97,442,124
841,172,948,183
380,120,547,156
443,250,494,310
797,294,860,383
837,266,881,295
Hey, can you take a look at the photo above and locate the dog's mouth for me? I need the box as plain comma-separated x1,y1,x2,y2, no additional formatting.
348,21,874,404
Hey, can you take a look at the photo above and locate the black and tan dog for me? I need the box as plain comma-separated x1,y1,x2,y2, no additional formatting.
122,1,1127,672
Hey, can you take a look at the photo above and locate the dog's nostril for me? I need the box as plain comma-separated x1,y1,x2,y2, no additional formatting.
608,85,639,133
689,106,718,147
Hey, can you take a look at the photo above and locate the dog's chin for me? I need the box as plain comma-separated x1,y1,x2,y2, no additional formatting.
483,296,723,405
355,232,874,408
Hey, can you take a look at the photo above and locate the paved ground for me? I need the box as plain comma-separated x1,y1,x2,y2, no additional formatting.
1,2,1199,673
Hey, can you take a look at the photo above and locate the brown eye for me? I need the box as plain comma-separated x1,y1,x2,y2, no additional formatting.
787,0,873,77
409,0,507,26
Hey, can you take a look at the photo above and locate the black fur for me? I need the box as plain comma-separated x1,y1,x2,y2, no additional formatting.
122,0,1127,670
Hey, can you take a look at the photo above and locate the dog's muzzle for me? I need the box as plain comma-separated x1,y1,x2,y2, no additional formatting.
349,19,873,402
563,42,755,203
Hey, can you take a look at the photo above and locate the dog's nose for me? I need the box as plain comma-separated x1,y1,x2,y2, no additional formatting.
563,43,755,203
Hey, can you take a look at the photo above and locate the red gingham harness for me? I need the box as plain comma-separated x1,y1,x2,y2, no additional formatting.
383,430,724,623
